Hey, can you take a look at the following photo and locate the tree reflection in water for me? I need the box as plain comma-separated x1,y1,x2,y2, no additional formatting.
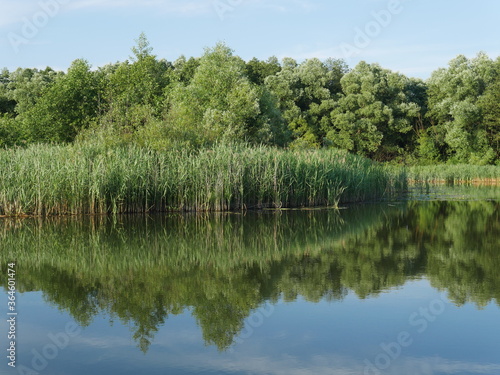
1,197,499,352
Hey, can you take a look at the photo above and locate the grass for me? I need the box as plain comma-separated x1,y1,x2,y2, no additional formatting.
404,164,500,184
0,142,401,216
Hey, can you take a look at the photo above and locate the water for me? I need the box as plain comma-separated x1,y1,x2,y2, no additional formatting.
1,186,500,375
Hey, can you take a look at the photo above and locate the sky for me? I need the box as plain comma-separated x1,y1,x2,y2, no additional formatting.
0,0,499,79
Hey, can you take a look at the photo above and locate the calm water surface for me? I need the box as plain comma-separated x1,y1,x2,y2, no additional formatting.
1,186,500,375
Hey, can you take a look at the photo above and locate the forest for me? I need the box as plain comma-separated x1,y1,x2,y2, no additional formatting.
1,33,499,165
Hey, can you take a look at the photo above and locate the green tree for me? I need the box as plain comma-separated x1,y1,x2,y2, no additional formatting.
265,57,348,148
0,69,19,146
416,129,441,164
0,69,16,115
4,67,59,116
327,62,421,159
427,53,497,164
100,34,172,132
245,56,281,85
21,59,100,142
166,43,282,147
130,32,153,61
171,55,200,85
477,57,500,160
0,115,21,147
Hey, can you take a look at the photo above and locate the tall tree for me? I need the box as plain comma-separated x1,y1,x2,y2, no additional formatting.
327,62,421,160
265,57,348,148
427,53,496,164
101,34,172,131
245,56,281,85
165,43,284,147
21,59,100,142
171,55,200,85
0,69,16,115
4,67,59,116
477,57,500,160
0,67,59,146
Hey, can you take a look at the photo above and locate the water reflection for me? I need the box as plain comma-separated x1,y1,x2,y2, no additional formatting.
2,199,500,353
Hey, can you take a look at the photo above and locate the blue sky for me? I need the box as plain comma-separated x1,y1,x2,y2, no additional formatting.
1,0,499,79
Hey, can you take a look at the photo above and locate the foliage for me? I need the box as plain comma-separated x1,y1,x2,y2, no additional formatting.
0,142,399,216
265,57,348,148
165,43,280,147
100,35,172,132
171,55,200,85
0,115,21,147
404,164,500,183
20,59,101,142
427,53,497,164
245,56,281,85
477,57,500,160
328,62,423,160
2,67,59,116
0,35,499,166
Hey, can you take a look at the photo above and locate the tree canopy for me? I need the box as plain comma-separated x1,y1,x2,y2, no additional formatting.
1,34,499,164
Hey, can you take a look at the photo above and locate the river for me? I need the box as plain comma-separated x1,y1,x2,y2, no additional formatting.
1,186,499,375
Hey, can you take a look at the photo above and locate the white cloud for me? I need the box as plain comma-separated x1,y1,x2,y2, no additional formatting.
154,351,363,375
70,0,321,15
0,0,213,29
73,335,132,349
0,1,40,27
0,0,320,31
243,0,319,13
125,327,500,375
170,353,500,375
387,357,500,375
143,347,500,375
64,0,214,14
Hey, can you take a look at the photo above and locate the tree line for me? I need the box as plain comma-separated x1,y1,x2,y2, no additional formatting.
1,33,499,164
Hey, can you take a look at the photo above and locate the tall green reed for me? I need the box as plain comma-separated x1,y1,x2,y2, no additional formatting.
0,143,400,216
404,164,500,184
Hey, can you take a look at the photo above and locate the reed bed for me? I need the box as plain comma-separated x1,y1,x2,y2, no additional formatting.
405,164,500,185
0,143,400,216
